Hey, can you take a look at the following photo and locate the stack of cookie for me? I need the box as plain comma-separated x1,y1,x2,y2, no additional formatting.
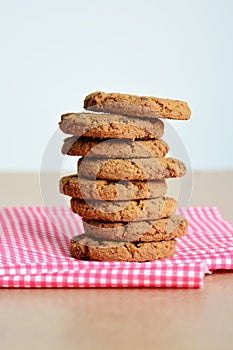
59,91,191,262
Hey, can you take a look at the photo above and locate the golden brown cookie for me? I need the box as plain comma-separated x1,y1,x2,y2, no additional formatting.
83,215,188,242
84,91,191,120
70,197,176,222
78,157,186,181
60,175,168,201
59,112,164,139
70,234,176,262
62,136,169,158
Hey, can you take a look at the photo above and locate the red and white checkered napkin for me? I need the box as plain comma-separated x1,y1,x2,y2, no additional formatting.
0,206,233,288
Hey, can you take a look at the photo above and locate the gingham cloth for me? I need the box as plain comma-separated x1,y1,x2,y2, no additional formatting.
0,206,233,288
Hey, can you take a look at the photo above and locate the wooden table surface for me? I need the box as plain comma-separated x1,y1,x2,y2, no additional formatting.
0,171,233,350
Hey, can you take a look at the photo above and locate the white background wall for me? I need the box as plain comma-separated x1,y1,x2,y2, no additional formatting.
1,0,232,172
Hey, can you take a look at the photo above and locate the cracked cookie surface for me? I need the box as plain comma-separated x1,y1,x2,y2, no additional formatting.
78,157,186,180
62,136,169,158
70,197,176,222
59,112,164,139
60,175,167,201
70,234,176,262
84,91,191,120
83,215,188,242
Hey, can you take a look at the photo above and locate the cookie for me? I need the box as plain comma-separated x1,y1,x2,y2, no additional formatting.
78,157,186,181
83,215,188,242
70,197,176,222
59,113,164,139
70,234,176,262
60,175,168,200
62,136,169,158
84,91,191,120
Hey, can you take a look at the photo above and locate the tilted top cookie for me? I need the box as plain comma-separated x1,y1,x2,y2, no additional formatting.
84,91,191,120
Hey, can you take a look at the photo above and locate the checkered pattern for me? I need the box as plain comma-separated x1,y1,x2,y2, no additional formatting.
0,206,233,288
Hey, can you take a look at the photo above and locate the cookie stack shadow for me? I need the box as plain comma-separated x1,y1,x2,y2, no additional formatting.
59,91,191,262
